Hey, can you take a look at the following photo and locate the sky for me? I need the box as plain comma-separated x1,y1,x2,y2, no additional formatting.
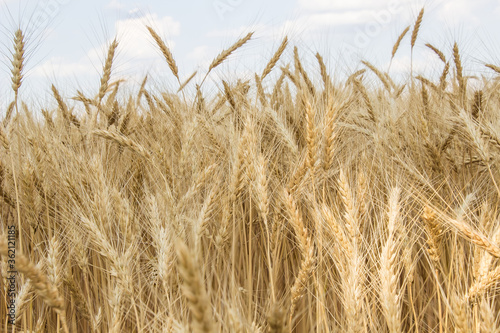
1,0,500,107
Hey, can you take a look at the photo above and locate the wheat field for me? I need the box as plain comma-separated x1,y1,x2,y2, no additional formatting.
1,7,500,332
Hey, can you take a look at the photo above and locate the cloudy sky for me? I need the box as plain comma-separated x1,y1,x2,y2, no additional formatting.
1,0,499,106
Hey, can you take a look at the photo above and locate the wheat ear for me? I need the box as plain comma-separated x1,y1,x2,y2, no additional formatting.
411,8,424,49
485,63,500,74
0,238,69,333
294,46,315,96
422,206,442,263
98,39,118,104
362,60,391,92
392,25,410,60
255,73,267,107
446,216,500,258
468,265,500,300
352,78,375,123
267,303,285,333
177,71,197,92
316,52,332,89
289,242,315,325
262,36,288,80
11,29,25,97
452,292,469,333
410,7,424,78
379,187,402,333
176,240,215,333
453,42,465,103
304,98,317,173
147,26,180,81
52,84,80,127
93,129,151,159
425,43,446,63
389,25,410,71
322,98,338,172
439,62,450,91
480,299,497,333
207,32,253,75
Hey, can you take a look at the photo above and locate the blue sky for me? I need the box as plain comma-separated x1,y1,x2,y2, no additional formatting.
1,0,500,106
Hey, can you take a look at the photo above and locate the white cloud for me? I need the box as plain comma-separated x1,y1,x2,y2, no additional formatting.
298,0,414,12
436,0,482,26
31,13,182,80
207,6,405,42
188,45,220,69
188,45,211,61
113,13,181,60
207,23,268,38
386,53,442,78
107,0,124,9
129,7,140,15
292,11,376,29
31,56,96,78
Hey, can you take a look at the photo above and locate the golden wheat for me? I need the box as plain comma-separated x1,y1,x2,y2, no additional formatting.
2,9,500,332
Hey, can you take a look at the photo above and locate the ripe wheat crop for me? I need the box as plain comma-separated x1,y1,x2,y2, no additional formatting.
1,7,500,332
